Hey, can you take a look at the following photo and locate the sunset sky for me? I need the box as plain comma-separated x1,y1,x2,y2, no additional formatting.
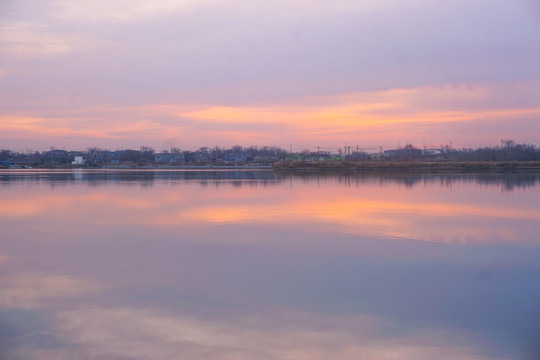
1,0,539,152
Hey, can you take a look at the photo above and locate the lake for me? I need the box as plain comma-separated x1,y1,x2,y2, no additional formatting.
1,169,539,360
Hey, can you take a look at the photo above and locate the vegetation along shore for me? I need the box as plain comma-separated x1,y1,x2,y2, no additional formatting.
2,140,540,172
272,160,540,172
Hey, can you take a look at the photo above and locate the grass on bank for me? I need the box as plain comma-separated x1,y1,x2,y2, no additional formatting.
273,160,540,172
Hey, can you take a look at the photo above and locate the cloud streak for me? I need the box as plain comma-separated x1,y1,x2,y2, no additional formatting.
1,82,539,150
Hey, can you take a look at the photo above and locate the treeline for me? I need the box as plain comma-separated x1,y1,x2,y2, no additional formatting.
1,140,539,167
382,140,540,161
454,140,540,161
0,145,290,167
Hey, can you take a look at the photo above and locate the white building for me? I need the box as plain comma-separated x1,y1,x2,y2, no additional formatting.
71,156,85,165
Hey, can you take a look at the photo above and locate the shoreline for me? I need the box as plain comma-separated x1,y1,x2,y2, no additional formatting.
0,165,273,170
3,161,540,173
272,160,540,172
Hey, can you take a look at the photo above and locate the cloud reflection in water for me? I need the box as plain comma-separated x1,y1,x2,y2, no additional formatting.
0,170,539,359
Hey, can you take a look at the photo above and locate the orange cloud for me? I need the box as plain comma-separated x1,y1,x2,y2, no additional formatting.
178,87,540,129
1,117,120,139
2,82,539,149
0,116,188,142
169,83,540,147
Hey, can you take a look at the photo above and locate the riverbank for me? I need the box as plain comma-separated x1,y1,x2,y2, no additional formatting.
0,164,273,170
4,161,540,173
273,160,540,172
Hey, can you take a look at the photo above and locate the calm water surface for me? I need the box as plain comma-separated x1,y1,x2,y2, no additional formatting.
1,170,540,360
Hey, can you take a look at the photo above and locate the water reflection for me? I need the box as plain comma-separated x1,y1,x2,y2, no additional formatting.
1,169,540,191
1,170,538,245
0,170,539,359
276,171,540,191
0,169,280,189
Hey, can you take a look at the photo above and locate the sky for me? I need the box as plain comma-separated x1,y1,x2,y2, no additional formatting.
1,0,540,152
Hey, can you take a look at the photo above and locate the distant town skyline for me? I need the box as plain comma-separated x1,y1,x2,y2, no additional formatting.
0,138,535,154
1,0,540,151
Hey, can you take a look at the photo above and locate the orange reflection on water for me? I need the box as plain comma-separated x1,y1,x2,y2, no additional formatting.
1,174,539,245
1,172,539,360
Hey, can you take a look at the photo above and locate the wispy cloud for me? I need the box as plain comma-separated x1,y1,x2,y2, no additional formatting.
51,0,198,23
1,82,539,149
0,22,104,58
0,0,538,149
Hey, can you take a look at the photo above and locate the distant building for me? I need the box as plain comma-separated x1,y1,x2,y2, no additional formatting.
254,155,279,163
87,148,105,164
224,153,246,163
71,156,85,165
44,149,71,164
193,152,211,163
422,149,442,157
154,152,185,164
384,149,398,158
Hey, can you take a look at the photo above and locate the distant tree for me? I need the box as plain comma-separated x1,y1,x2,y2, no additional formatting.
139,146,155,163
0,149,11,160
